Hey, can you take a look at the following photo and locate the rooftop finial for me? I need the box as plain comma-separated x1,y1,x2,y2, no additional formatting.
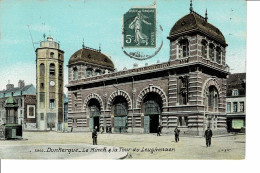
205,8,208,22
82,38,85,48
190,0,193,13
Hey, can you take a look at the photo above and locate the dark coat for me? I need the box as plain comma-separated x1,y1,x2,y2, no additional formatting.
204,129,213,139
92,129,97,138
174,128,180,136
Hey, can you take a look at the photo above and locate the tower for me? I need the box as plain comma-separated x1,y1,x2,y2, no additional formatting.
36,36,64,131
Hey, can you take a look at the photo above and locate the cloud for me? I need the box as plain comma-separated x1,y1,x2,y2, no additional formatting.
27,24,55,33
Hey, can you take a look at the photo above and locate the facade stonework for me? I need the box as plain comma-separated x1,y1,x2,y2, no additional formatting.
67,8,229,135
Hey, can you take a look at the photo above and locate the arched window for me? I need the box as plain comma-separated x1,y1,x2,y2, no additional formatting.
86,68,92,77
95,69,101,76
208,86,218,108
49,63,55,76
201,40,207,59
90,105,100,116
209,44,215,61
216,47,221,64
40,63,45,76
144,100,161,115
179,39,189,58
73,67,78,80
113,96,128,116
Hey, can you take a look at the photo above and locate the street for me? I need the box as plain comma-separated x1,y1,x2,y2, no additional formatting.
0,132,245,159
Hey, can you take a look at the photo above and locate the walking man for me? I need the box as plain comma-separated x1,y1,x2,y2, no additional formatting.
92,126,98,145
174,127,180,142
157,125,161,136
204,127,213,147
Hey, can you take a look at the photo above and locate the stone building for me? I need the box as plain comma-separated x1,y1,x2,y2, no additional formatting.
226,73,246,132
66,3,229,135
36,36,64,131
0,80,37,130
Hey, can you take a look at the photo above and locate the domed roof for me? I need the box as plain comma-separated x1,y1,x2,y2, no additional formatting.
5,96,18,108
168,12,227,46
68,47,114,69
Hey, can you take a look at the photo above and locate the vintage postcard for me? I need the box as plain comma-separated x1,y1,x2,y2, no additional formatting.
0,0,246,160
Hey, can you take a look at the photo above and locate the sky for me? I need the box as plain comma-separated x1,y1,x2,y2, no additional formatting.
0,0,246,92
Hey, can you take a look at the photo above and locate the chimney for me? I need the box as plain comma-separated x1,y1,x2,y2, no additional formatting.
18,80,25,89
6,80,14,90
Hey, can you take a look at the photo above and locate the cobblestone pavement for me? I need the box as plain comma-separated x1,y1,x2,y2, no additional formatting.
0,132,245,159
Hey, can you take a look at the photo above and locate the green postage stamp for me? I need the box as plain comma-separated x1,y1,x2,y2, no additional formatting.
123,8,156,48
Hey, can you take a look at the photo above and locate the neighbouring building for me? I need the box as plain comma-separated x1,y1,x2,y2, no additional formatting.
36,36,64,131
226,73,246,132
66,2,229,135
0,80,37,130
64,94,68,131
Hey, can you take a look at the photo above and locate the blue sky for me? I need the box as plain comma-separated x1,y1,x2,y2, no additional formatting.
0,0,246,92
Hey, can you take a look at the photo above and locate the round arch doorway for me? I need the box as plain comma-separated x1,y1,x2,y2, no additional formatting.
143,92,162,133
88,98,101,132
112,96,128,133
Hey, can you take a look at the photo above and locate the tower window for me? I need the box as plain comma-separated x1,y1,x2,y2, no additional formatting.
95,69,101,76
73,67,78,80
50,99,55,109
201,40,207,58
179,39,189,58
86,68,92,77
20,98,23,107
40,63,45,76
209,44,215,61
50,63,55,76
216,47,221,64
40,93,45,102
59,65,63,77
50,52,54,58
40,83,44,89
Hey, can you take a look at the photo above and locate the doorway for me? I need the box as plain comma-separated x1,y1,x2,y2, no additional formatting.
93,116,100,132
150,115,159,133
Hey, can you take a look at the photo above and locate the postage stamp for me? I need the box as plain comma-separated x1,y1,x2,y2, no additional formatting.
123,8,156,48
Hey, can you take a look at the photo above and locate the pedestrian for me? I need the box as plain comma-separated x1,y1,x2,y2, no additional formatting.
204,127,213,147
92,126,98,145
157,125,161,136
101,126,104,134
174,127,180,142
